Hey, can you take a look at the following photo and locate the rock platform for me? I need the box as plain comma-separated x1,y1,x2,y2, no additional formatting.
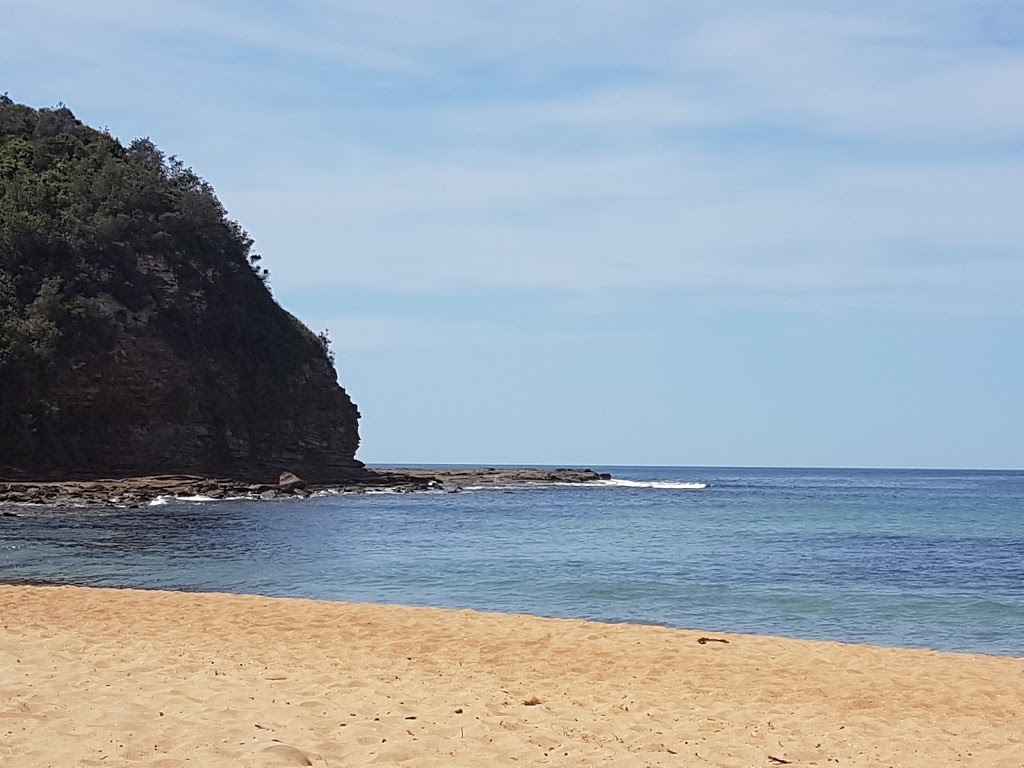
0,468,611,507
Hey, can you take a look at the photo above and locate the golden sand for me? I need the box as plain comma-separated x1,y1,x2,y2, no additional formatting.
1,585,1022,766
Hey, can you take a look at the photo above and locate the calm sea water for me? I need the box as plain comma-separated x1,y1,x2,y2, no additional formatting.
2,466,1022,657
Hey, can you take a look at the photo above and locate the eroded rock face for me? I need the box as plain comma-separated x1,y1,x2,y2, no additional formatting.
1,299,363,484
0,99,362,482
23,331,364,483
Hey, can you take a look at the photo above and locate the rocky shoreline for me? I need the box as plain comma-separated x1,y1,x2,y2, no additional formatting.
0,468,612,508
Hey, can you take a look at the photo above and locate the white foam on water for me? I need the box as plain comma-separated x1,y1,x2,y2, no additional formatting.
145,481,707,502
597,479,708,490
452,479,709,492
311,487,444,497
309,489,341,498
148,494,228,504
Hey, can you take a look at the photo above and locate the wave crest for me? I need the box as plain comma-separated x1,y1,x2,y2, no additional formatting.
597,479,708,490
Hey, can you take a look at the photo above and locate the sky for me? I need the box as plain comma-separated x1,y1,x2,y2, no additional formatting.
4,1,1023,468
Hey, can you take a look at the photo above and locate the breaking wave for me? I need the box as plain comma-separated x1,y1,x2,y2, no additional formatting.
148,494,218,506
597,479,708,490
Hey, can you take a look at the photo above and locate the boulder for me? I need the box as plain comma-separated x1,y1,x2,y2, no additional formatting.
278,471,307,491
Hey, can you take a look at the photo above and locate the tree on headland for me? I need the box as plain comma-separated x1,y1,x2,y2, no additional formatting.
0,97,282,379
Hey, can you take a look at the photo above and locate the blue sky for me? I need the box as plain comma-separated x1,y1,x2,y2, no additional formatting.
4,1,1022,468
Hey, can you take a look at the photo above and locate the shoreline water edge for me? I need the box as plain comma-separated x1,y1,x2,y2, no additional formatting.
3,466,1018,658
0,467,613,507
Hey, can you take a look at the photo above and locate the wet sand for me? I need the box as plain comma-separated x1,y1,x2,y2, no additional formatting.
1,585,1021,766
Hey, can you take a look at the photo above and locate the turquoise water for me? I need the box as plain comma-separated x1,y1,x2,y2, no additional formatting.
2,466,1022,656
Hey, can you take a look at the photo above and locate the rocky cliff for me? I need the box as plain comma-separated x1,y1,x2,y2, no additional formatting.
0,97,362,482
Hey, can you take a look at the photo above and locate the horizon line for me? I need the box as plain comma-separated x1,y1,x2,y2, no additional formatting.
365,462,1023,473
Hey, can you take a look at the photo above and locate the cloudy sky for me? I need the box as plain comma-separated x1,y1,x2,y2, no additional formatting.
5,1,1023,467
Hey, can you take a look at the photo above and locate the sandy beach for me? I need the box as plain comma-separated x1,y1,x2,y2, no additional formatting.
1,585,1022,767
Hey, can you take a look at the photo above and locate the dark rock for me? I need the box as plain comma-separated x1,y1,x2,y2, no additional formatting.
278,471,306,491
0,467,613,506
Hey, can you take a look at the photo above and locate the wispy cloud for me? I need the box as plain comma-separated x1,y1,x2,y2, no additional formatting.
683,9,1024,142
226,143,1023,315
6,0,1024,315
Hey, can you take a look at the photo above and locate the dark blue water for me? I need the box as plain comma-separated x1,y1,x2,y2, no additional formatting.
2,466,1022,656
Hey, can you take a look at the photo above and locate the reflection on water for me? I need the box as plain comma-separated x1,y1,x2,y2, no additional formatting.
54,506,258,555
2,466,1023,656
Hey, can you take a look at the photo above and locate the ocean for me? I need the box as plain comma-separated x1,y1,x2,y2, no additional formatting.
2,466,1022,657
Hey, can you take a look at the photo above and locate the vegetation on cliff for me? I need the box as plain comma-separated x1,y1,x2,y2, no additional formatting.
0,96,361,480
